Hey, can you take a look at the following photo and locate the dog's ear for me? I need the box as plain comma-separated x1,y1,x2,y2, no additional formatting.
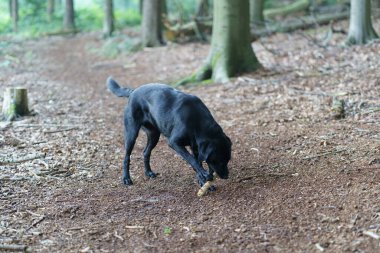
198,141,213,162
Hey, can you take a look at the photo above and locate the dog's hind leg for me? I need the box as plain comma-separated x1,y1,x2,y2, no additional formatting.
122,118,140,186
142,127,160,178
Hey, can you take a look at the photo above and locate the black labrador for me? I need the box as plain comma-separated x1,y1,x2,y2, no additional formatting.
107,77,232,187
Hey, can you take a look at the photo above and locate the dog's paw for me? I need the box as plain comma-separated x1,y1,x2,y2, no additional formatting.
145,171,158,178
209,185,216,192
122,177,133,186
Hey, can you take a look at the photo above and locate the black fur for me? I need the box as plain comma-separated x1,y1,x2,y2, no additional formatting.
107,77,232,187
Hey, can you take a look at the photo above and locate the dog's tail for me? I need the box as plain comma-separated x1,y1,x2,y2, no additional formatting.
106,77,134,98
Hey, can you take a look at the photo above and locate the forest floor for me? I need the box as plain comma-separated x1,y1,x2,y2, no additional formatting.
1,20,380,253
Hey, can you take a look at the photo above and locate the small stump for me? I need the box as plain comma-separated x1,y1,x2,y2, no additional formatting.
1,87,29,121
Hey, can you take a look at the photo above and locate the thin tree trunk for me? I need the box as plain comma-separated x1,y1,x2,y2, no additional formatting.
64,0,75,31
250,0,265,27
103,0,114,37
47,0,55,22
9,0,12,18
11,0,18,32
139,0,143,14
196,0,209,18
347,0,378,45
141,0,164,47
179,0,261,84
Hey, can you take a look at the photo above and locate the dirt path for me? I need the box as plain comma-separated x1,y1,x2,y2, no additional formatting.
1,25,380,253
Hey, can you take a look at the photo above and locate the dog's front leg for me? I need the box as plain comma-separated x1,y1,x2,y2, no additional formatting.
169,141,210,186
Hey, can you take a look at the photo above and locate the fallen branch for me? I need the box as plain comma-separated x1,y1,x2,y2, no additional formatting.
251,11,350,40
264,0,311,19
0,153,46,165
0,244,27,252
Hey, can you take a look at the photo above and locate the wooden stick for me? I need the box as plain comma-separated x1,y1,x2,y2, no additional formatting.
197,181,213,197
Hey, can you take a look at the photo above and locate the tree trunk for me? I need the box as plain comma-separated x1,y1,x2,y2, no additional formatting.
103,0,114,37
250,0,264,27
9,0,12,18
1,88,29,121
141,0,164,47
196,0,209,18
47,0,55,22
11,0,18,32
179,0,261,84
139,0,143,14
64,0,75,31
347,0,378,45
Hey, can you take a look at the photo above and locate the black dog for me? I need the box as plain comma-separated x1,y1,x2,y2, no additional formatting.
107,77,231,187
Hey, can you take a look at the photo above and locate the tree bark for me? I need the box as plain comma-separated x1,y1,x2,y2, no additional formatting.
141,0,164,47
250,0,265,27
347,0,378,45
103,0,114,37
47,0,55,22
179,0,261,84
11,0,18,32
1,88,29,121
64,0,75,31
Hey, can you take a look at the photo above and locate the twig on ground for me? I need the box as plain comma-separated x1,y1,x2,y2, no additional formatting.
114,231,124,241
125,225,145,229
303,148,347,160
26,216,45,231
43,127,79,134
238,172,295,182
363,230,380,240
0,153,46,165
0,244,27,252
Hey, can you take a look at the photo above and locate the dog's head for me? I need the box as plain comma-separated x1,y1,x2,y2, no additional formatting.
200,134,232,179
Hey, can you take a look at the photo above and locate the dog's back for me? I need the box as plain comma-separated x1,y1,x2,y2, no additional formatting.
107,77,217,138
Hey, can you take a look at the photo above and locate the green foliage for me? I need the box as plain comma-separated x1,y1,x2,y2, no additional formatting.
115,9,141,28
0,0,141,38
76,6,103,31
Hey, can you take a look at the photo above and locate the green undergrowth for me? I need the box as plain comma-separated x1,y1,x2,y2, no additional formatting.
86,33,142,59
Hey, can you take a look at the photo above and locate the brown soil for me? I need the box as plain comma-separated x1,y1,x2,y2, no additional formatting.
1,22,380,253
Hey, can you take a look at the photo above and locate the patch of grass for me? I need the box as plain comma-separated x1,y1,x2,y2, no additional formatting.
163,227,172,235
